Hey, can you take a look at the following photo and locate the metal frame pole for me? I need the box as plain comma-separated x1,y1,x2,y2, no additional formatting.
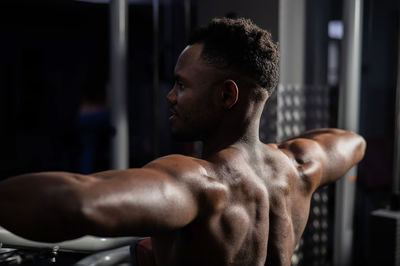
153,0,160,158
333,0,363,265
278,0,306,87
392,11,400,202
110,0,129,169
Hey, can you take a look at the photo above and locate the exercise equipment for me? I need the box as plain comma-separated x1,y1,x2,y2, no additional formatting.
0,226,136,265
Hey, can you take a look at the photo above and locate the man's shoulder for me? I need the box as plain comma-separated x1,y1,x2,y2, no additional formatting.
144,154,208,175
264,138,323,167
145,154,229,211
143,154,222,186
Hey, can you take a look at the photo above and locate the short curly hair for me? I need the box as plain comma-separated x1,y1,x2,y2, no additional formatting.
188,17,279,95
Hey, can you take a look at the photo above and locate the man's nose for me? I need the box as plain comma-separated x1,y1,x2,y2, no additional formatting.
167,87,177,104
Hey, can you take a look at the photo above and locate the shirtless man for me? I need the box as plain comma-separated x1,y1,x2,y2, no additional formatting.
0,18,365,266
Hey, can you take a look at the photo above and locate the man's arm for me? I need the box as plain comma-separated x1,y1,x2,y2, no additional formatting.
277,128,366,191
0,155,201,243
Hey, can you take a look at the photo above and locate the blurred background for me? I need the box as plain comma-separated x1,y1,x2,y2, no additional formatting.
0,0,399,265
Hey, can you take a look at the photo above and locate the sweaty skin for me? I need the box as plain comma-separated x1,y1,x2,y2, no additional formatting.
0,44,366,266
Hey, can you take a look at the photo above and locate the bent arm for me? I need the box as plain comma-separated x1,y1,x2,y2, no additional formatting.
278,128,366,190
0,156,200,242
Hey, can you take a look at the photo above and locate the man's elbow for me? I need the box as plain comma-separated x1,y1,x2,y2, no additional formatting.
358,134,367,159
347,131,367,164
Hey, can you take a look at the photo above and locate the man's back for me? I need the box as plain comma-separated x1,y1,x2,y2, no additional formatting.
151,142,321,266
0,129,365,266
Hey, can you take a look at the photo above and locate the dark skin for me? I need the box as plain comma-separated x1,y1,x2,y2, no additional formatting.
0,43,366,266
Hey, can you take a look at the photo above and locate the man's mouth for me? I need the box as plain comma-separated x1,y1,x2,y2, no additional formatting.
169,108,178,120
171,107,179,115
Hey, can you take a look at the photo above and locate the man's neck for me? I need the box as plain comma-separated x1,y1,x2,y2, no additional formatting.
201,94,268,159
201,118,261,159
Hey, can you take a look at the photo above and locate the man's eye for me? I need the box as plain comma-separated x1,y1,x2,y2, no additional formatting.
177,81,184,89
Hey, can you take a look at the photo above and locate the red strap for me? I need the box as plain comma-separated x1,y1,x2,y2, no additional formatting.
135,238,156,266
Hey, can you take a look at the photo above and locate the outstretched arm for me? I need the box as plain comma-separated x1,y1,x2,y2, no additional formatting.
277,128,366,191
0,155,201,242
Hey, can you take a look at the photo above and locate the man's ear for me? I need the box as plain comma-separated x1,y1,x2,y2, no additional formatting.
220,79,239,109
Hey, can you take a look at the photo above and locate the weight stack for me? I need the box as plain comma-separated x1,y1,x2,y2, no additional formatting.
369,209,400,266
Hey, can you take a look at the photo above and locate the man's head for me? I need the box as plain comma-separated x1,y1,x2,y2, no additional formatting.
167,18,279,141
188,17,279,96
